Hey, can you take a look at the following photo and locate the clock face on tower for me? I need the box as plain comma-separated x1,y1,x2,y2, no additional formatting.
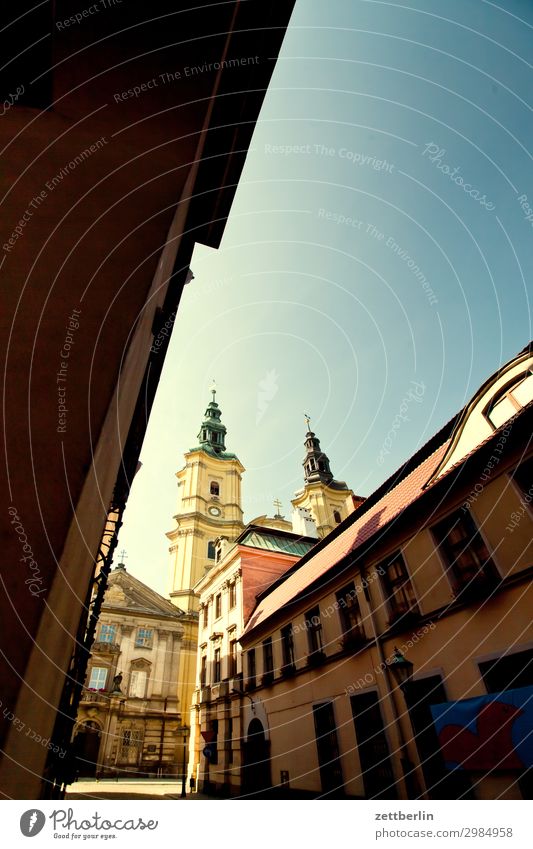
208,506,221,517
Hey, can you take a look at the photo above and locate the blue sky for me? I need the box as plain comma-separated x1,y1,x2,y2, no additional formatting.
117,0,533,595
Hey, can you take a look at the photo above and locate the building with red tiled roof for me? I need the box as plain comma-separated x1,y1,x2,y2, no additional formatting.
196,343,533,798
187,523,317,796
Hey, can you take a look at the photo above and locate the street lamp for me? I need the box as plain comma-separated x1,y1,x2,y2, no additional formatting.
387,647,414,693
180,725,189,799
386,647,420,798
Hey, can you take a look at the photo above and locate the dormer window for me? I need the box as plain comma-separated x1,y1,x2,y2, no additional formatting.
210,481,220,496
485,369,533,429
333,510,341,524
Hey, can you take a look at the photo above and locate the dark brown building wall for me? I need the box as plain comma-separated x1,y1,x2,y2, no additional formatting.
0,0,296,796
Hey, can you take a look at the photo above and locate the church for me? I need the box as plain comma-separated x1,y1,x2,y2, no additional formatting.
165,388,361,788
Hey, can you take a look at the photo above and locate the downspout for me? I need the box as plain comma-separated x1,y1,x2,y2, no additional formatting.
158,696,168,778
360,566,423,799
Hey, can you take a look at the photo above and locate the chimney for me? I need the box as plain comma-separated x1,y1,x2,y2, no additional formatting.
292,506,318,539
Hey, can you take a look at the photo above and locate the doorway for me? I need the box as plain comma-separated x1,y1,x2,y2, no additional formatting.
73,721,102,778
242,718,271,796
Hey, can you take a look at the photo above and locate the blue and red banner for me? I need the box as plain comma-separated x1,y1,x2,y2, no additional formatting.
430,686,533,771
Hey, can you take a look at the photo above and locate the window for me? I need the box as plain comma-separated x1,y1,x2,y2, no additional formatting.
118,728,143,764
485,370,533,429
333,510,342,524
511,455,533,504
210,481,220,496
229,581,237,609
200,654,207,687
246,649,256,690
478,649,533,693
336,584,365,643
313,702,343,795
262,638,274,684
215,593,222,619
213,647,221,683
129,669,148,698
135,628,153,648
207,540,216,560
305,607,324,656
228,639,238,678
203,604,209,628
431,509,499,596
380,552,419,622
99,624,116,644
88,667,108,690
281,624,295,673
263,638,274,673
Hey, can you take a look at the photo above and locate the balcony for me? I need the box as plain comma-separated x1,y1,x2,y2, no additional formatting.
199,687,211,705
229,674,243,691
386,607,420,629
452,570,501,604
281,663,296,678
306,650,326,668
92,641,121,654
211,681,229,700
339,628,368,652
80,689,110,705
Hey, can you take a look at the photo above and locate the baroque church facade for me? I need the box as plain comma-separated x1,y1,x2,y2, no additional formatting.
74,563,192,779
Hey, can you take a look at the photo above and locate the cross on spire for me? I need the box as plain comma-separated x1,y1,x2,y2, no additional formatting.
304,412,311,431
118,549,128,563
210,379,217,402
273,498,284,517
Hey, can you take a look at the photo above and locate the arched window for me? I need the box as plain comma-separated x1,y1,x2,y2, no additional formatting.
334,510,342,524
210,481,220,496
207,541,216,559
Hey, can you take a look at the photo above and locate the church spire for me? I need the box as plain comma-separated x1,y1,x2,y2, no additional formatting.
302,414,334,485
196,382,227,455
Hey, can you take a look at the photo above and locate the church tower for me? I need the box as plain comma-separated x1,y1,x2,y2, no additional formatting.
291,417,363,538
166,387,245,612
